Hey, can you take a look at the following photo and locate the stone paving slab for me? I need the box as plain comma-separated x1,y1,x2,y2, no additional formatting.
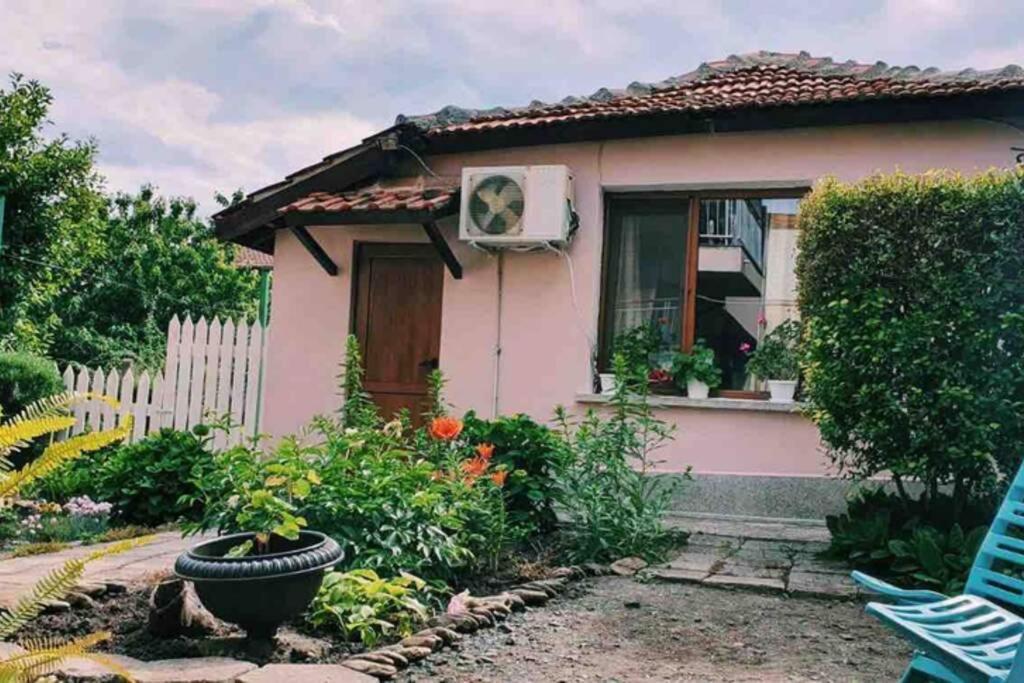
0,531,206,609
649,524,860,599
240,664,376,683
56,655,258,682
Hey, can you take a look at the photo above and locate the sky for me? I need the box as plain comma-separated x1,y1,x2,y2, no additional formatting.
1,0,1022,215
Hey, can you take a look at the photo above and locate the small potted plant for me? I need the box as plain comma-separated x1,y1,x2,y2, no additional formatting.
745,319,802,402
175,461,342,641
603,323,662,394
671,342,722,399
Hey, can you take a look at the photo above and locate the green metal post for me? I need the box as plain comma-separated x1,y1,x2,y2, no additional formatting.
0,188,7,275
258,269,271,326
253,268,271,434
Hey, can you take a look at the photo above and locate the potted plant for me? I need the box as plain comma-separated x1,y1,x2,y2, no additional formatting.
175,463,342,641
604,322,670,395
745,319,802,402
671,342,722,399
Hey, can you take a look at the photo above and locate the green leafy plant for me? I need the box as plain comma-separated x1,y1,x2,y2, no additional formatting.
826,486,993,591
339,334,380,430
49,425,217,526
745,319,801,381
555,354,689,563
888,525,987,595
461,412,566,533
669,341,722,389
612,323,662,374
798,170,1024,520
308,569,433,647
0,392,153,679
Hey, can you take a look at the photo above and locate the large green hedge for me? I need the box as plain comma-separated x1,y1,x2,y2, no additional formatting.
797,169,1024,515
0,352,63,417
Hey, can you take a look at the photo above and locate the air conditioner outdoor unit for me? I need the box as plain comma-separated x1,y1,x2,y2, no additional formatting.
458,165,574,246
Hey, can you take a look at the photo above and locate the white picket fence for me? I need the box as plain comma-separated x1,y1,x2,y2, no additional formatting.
61,315,268,449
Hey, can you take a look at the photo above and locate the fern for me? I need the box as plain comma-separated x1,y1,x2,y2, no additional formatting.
0,391,120,458
0,632,120,682
0,392,149,681
0,419,133,498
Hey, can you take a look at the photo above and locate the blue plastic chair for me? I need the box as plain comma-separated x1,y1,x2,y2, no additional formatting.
852,464,1024,681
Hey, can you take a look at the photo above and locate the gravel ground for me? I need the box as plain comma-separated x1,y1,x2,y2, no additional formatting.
398,576,911,682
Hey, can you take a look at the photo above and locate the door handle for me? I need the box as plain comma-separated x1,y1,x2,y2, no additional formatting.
419,358,439,370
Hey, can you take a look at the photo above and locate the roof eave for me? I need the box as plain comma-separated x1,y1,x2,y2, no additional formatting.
422,89,1024,154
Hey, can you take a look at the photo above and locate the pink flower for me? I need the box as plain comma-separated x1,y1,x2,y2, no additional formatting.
739,342,752,354
757,310,767,327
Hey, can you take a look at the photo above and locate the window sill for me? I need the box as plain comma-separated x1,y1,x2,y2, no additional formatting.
575,393,805,414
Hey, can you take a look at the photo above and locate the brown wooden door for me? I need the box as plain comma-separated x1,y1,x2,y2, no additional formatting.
353,243,444,424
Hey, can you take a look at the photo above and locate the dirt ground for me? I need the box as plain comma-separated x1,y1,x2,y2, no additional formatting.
397,576,911,683
19,574,911,681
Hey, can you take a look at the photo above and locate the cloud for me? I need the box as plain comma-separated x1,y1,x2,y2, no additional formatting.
1,0,1023,216
0,0,379,211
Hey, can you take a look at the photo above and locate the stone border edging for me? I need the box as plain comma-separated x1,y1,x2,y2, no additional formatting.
339,564,607,680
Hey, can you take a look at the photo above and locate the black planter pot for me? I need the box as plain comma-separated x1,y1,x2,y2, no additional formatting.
174,530,342,639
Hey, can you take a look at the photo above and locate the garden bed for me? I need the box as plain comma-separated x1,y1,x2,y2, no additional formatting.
15,560,599,680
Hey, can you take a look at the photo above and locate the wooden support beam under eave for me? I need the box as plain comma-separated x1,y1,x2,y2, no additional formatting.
289,225,338,276
422,221,463,280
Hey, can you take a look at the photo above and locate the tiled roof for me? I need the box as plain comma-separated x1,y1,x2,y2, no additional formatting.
279,180,459,215
233,246,274,269
398,51,1024,137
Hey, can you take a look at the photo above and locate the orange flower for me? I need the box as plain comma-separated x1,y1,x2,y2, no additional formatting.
490,470,508,487
461,456,489,478
429,416,463,441
475,443,495,461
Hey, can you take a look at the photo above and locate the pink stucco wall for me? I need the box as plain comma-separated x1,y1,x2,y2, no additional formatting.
262,119,1023,477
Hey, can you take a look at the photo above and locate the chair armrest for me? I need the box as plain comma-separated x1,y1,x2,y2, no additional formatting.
850,570,948,604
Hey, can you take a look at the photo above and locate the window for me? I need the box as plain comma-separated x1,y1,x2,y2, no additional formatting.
599,192,803,395
600,198,690,368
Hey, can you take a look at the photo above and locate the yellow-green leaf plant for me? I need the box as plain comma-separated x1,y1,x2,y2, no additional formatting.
0,391,155,682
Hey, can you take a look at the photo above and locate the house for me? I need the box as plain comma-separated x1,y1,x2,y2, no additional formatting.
213,51,1024,520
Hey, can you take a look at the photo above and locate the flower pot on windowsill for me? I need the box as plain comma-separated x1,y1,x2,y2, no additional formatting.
174,530,342,640
685,379,710,399
766,379,798,403
599,373,617,395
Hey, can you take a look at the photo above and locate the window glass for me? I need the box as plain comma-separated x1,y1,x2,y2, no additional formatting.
601,199,688,369
695,197,800,390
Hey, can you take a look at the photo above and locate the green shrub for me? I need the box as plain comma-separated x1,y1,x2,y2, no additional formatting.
826,486,992,593
0,352,63,463
461,412,566,533
91,426,215,526
555,355,688,563
0,352,63,419
798,170,1024,516
308,569,433,646
185,416,509,582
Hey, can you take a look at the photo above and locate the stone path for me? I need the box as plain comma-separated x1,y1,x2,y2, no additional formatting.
650,516,857,598
0,531,205,609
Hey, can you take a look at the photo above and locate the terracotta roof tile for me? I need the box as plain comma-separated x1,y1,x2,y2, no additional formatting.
279,180,459,216
398,51,1024,137
233,246,274,270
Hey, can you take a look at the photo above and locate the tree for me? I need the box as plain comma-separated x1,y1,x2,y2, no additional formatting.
0,74,107,354
50,187,261,368
0,73,261,368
